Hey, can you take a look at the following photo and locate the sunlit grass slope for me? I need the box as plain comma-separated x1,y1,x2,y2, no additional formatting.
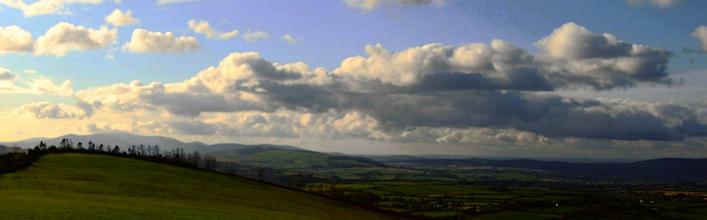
0,154,399,220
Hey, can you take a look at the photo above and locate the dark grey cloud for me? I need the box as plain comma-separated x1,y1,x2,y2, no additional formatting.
261,89,699,141
0,69,16,81
168,120,218,135
19,102,90,119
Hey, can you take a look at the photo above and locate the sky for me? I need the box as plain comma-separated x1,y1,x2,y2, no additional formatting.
1,0,707,159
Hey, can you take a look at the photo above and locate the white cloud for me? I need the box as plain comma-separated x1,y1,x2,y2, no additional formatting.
19,22,702,158
0,25,33,54
34,22,117,57
0,0,103,17
24,69,37,75
692,25,707,52
29,76,74,96
122,29,199,53
627,0,681,8
157,0,200,5
343,0,445,11
281,34,299,44
535,22,672,89
243,31,269,42
187,19,238,40
105,9,139,27
0,69,73,96
16,102,90,119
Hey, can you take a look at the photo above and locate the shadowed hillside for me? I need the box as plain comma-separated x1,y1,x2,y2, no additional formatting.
0,154,400,220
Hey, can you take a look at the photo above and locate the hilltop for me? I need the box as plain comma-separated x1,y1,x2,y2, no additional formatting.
2,133,306,154
0,153,398,220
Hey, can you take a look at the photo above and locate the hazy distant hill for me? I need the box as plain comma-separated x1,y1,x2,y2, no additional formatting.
3,133,202,152
1,133,306,154
5,133,707,180
390,158,707,179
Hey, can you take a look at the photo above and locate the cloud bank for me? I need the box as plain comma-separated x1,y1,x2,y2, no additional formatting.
62,22,707,145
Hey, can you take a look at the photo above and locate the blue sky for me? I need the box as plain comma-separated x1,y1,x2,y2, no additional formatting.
2,0,705,89
1,0,707,158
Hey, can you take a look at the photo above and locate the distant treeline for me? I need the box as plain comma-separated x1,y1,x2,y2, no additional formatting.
0,138,217,174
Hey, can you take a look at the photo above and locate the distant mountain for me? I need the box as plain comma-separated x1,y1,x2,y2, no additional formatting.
389,158,707,179
1,133,379,171
1,133,308,154
3,133,206,152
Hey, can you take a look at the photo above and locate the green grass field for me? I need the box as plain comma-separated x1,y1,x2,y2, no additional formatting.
0,154,400,220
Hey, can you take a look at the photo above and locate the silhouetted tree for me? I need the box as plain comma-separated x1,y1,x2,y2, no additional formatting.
190,151,201,167
138,144,146,156
204,155,217,170
153,145,160,157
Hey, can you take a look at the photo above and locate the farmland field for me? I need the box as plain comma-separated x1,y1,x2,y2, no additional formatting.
0,154,398,220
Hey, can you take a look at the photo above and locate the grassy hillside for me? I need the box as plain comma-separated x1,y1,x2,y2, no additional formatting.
0,154,399,220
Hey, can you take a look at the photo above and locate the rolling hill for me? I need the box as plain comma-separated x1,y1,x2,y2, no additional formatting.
207,147,384,171
0,153,399,220
3,133,384,172
2,133,209,153
1,133,308,154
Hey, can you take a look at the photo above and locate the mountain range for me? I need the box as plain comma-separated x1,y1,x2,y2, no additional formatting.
3,133,707,180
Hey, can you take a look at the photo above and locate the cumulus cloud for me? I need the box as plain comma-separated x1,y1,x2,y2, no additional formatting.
281,34,299,44
692,25,707,52
28,76,74,96
122,29,199,53
71,22,707,143
0,0,102,16
627,0,681,8
333,40,550,90
187,19,238,40
0,69,73,96
156,0,200,5
536,22,672,89
0,25,33,54
344,0,445,11
243,31,269,42
105,9,139,27
34,22,117,57
16,102,90,119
